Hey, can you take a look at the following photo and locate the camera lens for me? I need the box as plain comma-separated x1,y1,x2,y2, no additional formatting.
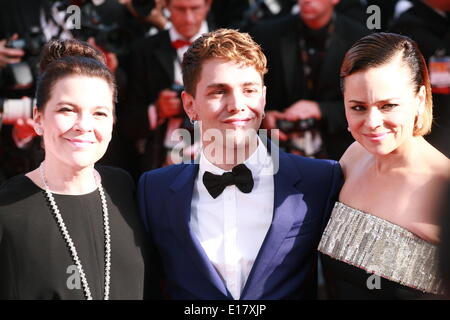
298,118,316,131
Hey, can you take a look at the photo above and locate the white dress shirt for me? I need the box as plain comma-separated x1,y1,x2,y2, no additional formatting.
169,21,209,85
189,139,275,299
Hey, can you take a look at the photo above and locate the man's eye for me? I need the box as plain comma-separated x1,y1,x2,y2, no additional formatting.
58,107,74,113
244,88,257,94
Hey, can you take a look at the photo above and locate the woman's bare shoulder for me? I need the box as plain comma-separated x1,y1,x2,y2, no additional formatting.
421,140,450,177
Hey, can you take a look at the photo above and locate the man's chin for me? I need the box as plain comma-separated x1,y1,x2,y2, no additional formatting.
225,127,258,140
224,129,259,154
180,28,199,39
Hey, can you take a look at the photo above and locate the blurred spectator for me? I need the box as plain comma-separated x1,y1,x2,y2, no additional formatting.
123,0,212,173
0,0,154,183
390,0,450,157
366,0,399,31
0,0,67,183
334,0,400,32
334,0,367,25
209,0,250,29
118,0,170,32
250,0,369,160
393,0,413,20
76,1,157,178
239,0,298,30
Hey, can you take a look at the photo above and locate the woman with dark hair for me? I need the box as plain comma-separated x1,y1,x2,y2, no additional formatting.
0,39,158,299
318,32,449,299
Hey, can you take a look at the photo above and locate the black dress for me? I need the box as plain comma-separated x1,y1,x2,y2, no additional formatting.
318,202,446,300
0,166,158,299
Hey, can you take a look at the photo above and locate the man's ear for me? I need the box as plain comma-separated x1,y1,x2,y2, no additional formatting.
262,85,267,106
181,91,198,121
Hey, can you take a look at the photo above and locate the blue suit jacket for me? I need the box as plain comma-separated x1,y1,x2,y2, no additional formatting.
138,146,343,299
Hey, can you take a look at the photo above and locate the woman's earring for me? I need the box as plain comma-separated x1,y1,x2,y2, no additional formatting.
347,127,351,132
35,127,42,135
416,117,423,130
415,111,423,130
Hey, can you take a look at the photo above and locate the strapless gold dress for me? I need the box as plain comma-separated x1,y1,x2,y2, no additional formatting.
318,202,445,296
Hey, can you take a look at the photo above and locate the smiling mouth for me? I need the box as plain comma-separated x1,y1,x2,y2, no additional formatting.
66,138,95,147
223,118,252,126
363,133,389,141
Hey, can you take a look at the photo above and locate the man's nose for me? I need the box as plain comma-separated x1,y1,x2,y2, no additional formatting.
226,90,245,113
184,9,195,24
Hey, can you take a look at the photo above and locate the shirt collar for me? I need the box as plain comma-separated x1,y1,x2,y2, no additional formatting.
199,136,273,177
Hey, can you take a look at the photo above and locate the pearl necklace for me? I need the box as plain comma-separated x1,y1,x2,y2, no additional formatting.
39,162,111,300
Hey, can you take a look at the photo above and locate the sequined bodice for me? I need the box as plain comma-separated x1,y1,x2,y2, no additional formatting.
318,202,445,295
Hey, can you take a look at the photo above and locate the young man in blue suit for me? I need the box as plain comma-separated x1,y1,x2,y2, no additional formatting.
138,29,343,300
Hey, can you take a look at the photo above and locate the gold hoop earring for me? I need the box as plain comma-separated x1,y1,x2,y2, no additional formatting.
416,118,423,130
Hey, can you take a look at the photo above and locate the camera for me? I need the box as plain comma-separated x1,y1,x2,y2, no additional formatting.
171,83,184,99
0,98,34,130
70,0,133,55
169,84,194,132
6,31,44,57
131,0,156,17
277,118,318,133
3,26,47,89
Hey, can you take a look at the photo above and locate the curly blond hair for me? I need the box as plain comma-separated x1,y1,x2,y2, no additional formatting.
181,28,268,96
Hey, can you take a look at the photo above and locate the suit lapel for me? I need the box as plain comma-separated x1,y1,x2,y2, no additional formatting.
280,30,301,102
168,164,231,298
317,17,346,93
241,148,304,299
154,32,177,81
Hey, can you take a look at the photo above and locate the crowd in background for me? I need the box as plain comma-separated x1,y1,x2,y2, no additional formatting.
0,0,448,183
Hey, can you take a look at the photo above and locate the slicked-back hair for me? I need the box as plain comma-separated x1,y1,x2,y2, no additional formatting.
340,32,433,136
36,39,117,111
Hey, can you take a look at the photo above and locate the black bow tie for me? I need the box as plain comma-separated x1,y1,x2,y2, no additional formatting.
203,164,254,199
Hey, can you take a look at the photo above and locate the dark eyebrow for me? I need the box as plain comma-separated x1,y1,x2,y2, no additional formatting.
56,101,78,108
348,98,401,104
206,82,261,90
56,101,112,111
241,82,261,87
206,83,228,90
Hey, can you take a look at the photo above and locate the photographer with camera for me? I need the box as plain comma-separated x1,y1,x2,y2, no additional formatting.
0,0,77,183
124,0,214,174
0,37,25,69
0,0,150,183
250,0,369,160
0,33,41,183
119,0,170,31
0,37,28,183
